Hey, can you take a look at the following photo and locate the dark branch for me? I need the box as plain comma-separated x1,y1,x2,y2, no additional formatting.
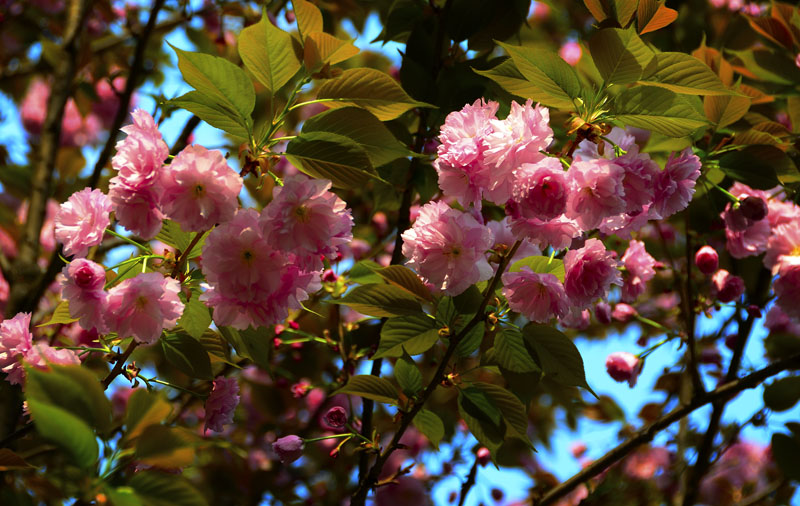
534,353,800,506
458,458,479,506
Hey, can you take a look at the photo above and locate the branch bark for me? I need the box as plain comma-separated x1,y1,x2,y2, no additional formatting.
533,353,800,506
5,0,91,318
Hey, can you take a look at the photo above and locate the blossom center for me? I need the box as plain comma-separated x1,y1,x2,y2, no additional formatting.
792,245,800,257
135,296,149,310
194,184,206,198
293,205,311,223
241,249,255,264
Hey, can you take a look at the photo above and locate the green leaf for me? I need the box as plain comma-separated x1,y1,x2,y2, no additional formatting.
135,425,197,469
155,220,207,259
638,52,731,96
395,353,423,396
772,432,800,481
37,300,78,326
496,42,582,110
285,131,383,190
763,376,800,412
376,314,440,358
364,264,433,302
460,386,502,426
129,471,208,506
589,28,654,85
726,48,800,86
315,67,434,121
612,87,709,137
172,45,254,128
26,400,98,469
304,32,359,71
301,108,415,168
509,256,565,283
125,389,173,442
161,332,213,380
474,59,562,107
178,298,212,340
169,91,250,140
104,486,143,506
25,365,112,435
413,409,444,450
523,324,595,395
218,326,272,371
238,9,301,94
335,375,399,404
472,382,532,445
293,0,323,42
490,327,540,373
331,284,423,318
348,260,385,285
454,321,483,358
458,388,504,456
716,145,785,190
704,93,750,130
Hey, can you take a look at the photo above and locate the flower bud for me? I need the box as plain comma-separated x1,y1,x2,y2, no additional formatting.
605,351,642,387
739,196,768,221
695,246,719,276
476,447,491,466
594,302,612,325
322,269,338,283
612,303,637,322
712,269,745,303
491,488,504,502
323,406,347,429
273,435,304,463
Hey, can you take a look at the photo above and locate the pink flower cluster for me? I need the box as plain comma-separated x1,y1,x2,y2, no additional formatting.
0,313,79,385
108,109,243,239
59,258,184,344
719,183,800,321
199,175,350,329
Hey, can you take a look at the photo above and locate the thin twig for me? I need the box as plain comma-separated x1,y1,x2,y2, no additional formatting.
101,341,140,390
458,458,480,506
533,353,800,506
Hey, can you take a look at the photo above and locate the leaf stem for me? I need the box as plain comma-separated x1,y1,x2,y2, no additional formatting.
105,228,152,253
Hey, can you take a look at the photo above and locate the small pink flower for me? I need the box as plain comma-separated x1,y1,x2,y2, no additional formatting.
559,307,591,329
614,152,659,214
111,109,168,189
765,222,800,272
507,211,581,251
767,198,800,229
612,303,637,322
434,99,498,206
595,301,612,324
711,269,745,303
695,246,719,276
323,406,348,429
18,200,59,253
105,272,184,344
24,343,80,370
160,145,243,232
59,259,108,333
624,447,670,480
652,148,701,219
566,159,627,230
107,184,164,240
563,238,622,308
273,435,305,463
477,447,491,466
55,188,111,257
260,175,353,270
774,258,800,321
502,268,569,323
605,351,642,387
621,240,656,303
764,306,800,335
721,183,771,259
559,40,582,65
0,313,33,385
510,157,569,221
92,76,128,129
401,201,493,296
482,100,553,204
204,376,240,433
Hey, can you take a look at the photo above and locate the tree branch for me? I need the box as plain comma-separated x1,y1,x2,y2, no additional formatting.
458,458,479,506
5,0,91,318
101,341,139,390
533,353,800,506
86,0,167,190
351,241,521,505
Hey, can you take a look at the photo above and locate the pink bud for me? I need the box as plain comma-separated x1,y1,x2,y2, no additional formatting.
291,381,311,398
273,337,283,348
491,488,504,502
322,269,338,283
612,303,637,322
477,447,491,466
739,196,768,221
605,352,642,387
594,302,612,325
746,304,762,318
323,406,348,429
712,269,745,303
273,435,304,463
695,246,719,275
570,442,587,458
289,320,300,330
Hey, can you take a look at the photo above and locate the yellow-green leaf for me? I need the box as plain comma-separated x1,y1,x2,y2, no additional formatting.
238,9,302,94
639,52,731,96
335,375,399,404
